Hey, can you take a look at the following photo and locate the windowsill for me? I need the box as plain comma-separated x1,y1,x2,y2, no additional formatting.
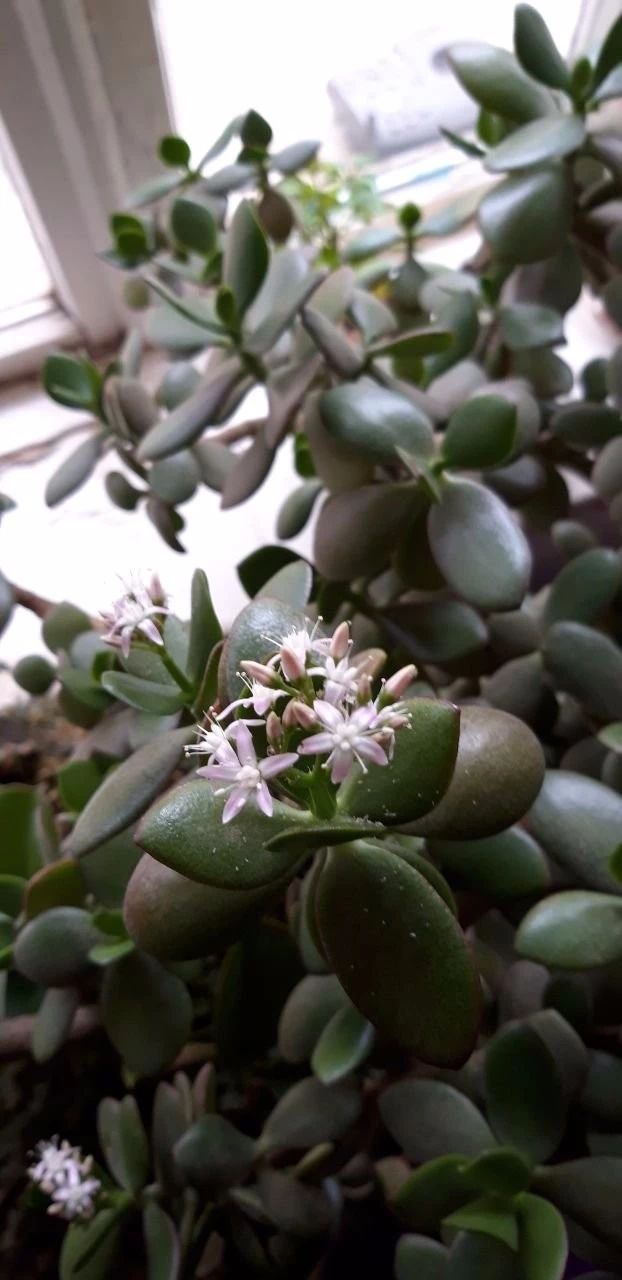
0,304,79,383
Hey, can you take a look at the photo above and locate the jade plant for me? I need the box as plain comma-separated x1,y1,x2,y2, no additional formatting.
2,2,622,1277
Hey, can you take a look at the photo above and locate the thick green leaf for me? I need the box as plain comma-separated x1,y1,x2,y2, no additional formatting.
392,1156,472,1232
384,601,487,664
100,672,186,714
278,974,347,1064
219,431,276,509
319,379,434,463
58,759,104,813
338,698,460,825
517,891,622,967
447,42,555,120
174,1114,255,1190
136,778,314,889
581,1051,622,1123
527,771,622,892
124,853,289,960
0,875,25,917
223,200,269,316
594,13,622,87
429,826,549,898
271,139,320,172
447,1232,521,1279
43,353,98,411
369,326,452,360
314,484,420,581
462,1149,532,1197
187,568,221,686
259,559,314,607
14,907,101,986
98,1095,150,1192
380,1079,495,1162
170,196,216,256
542,622,622,721
259,1075,361,1151
301,307,364,377
32,987,80,1062
277,480,323,539
533,1158,622,1251
311,1004,374,1084
443,395,517,468
42,601,91,653
551,402,621,449
24,858,85,918
444,1195,518,1251
514,5,570,89
486,116,585,172
404,706,544,840
137,358,242,461
60,1206,126,1280
45,435,101,507
543,549,622,628
143,1204,180,1280
485,1022,565,1161
101,950,192,1076
237,545,300,598
149,451,199,505
218,596,305,702
67,728,192,857
316,841,481,1065
517,1193,568,1280
428,476,531,611
395,1235,449,1280
479,167,572,264
499,303,564,350
0,786,43,876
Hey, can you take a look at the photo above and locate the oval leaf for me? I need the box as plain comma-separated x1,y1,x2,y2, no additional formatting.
428,476,531,611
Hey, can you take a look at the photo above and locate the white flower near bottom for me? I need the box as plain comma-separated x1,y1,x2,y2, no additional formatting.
28,1137,101,1221
298,699,394,784
101,573,168,659
197,720,298,822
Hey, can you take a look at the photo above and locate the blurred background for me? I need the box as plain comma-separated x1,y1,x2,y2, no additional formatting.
0,0,618,677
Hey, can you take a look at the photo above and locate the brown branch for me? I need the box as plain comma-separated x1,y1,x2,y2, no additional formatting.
0,1005,100,1060
210,418,264,445
0,422,90,474
9,584,57,619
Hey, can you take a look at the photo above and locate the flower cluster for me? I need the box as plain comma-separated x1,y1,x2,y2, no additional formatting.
28,1137,101,1221
101,572,169,658
186,617,415,823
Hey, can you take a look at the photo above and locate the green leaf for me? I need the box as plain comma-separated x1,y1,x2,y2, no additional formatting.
137,358,242,462
479,167,572,264
43,353,98,411
174,1114,255,1190
444,1195,519,1251
393,1156,472,1232
32,987,80,1062
544,548,622,628
143,1204,180,1280
42,601,91,653
0,786,42,876
100,671,186,714
187,568,221,687
581,1051,622,1123
369,326,452,360
499,303,564,350
14,907,101,986
66,727,192,857
380,1080,495,1163
428,475,531,611
218,596,304,703
385,600,487,663
462,1149,532,1197
395,1235,449,1280
533,1158,622,1251
338,698,460,825
484,1023,565,1161
223,199,269,317
219,430,276,510
441,127,485,158
314,484,420,581
245,262,324,357
301,307,364,377
170,196,217,256
316,841,481,1065
277,975,348,1064
271,139,320,172
149,451,199,505
240,107,272,148
24,858,85,918
60,1206,126,1280
101,950,192,1076
259,559,314,607
542,622,622,721
311,1004,374,1084
528,770,622,892
89,938,134,965
259,1075,362,1151
514,5,570,89
517,1193,567,1280
600,722,622,755
0,875,25,917
447,1233,521,1279
319,379,434,464
485,116,585,172
45,435,101,507
404,706,545,840
551,402,621,449
594,13,622,87
447,43,556,122
237,544,301,598
277,480,323,539
517,891,622,968
98,1095,150,1192
158,134,191,167
442,395,517,469
429,826,549,899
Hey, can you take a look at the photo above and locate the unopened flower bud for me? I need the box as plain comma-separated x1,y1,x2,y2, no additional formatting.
384,664,417,700
283,698,317,730
280,644,306,682
330,621,351,660
240,660,276,686
266,711,282,746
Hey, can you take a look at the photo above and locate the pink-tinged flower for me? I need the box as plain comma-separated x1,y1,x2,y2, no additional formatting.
239,660,277,686
185,720,240,765
383,664,417,700
266,711,282,746
221,676,288,719
330,621,351,660
298,699,391,784
28,1137,101,1221
265,618,331,681
197,721,298,823
101,573,168,658
282,698,317,730
312,653,367,706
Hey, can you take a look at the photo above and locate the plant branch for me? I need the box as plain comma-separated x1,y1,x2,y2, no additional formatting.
0,423,90,474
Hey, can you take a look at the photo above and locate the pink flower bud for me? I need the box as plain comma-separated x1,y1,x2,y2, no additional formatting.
240,660,276,686
280,644,306,682
283,698,317,730
266,711,282,745
384,664,417,700
330,621,351,660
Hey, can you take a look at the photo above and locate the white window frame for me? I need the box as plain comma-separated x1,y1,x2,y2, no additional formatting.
0,0,171,381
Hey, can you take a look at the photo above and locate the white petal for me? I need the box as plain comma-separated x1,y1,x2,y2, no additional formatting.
297,733,336,755
330,749,354,784
228,720,256,765
204,762,242,783
255,781,273,816
313,699,344,730
260,752,299,778
356,738,388,767
222,789,249,823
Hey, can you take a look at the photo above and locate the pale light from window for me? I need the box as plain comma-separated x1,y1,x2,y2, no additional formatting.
0,153,52,325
